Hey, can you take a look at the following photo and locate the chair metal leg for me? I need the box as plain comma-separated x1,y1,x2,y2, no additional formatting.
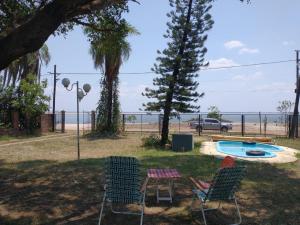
98,192,106,225
200,200,208,225
140,191,146,225
234,197,242,225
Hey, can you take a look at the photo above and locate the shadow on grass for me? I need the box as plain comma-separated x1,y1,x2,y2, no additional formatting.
0,154,299,225
83,132,127,142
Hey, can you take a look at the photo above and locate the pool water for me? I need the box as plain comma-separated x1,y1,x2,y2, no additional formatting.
217,141,283,158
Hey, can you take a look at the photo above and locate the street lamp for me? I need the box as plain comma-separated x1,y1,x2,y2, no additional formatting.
62,78,91,160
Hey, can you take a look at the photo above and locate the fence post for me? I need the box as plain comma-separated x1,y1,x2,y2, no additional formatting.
241,114,245,136
61,110,65,133
158,114,160,135
198,114,201,136
12,111,19,130
288,115,292,136
122,114,125,132
91,111,96,132
178,115,180,133
140,114,143,135
219,114,222,133
259,112,262,135
264,115,267,137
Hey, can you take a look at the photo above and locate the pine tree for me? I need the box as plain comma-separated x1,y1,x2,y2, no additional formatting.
143,0,214,145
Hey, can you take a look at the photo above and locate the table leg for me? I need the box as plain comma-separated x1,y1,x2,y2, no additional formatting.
156,179,175,203
156,185,160,203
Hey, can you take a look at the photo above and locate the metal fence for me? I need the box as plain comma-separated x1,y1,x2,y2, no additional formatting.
55,111,92,134
55,111,300,137
0,111,12,128
122,112,298,137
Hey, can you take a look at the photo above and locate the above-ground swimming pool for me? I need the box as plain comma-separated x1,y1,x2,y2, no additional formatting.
217,141,283,158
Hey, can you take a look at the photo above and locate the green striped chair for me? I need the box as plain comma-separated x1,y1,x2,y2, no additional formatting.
190,166,246,225
98,156,148,225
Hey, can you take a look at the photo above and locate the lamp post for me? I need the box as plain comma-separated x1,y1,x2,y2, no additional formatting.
62,78,91,160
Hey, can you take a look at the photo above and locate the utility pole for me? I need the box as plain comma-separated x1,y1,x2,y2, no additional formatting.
52,65,57,132
289,50,300,138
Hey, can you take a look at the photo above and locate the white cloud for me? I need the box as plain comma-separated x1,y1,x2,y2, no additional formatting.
253,82,293,92
282,41,294,46
208,58,239,69
119,82,149,97
232,72,264,82
239,47,260,54
224,40,245,49
224,40,260,54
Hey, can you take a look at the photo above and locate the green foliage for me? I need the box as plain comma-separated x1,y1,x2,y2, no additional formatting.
277,100,294,124
0,1,41,36
11,75,50,132
1,44,50,88
95,77,121,133
0,1,130,39
207,106,221,120
142,135,162,149
85,9,137,134
143,0,213,114
143,0,214,145
277,100,294,114
126,115,137,123
12,75,49,116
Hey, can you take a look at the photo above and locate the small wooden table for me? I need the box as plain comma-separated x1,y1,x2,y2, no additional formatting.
147,168,181,203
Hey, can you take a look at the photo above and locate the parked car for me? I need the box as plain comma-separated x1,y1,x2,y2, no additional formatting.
189,118,232,132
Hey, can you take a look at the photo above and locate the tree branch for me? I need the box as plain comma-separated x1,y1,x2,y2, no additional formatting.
0,0,127,70
71,18,115,33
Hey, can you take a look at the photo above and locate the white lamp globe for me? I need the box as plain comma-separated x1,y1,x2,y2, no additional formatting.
78,89,85,101
62,78,70,88
83,83,91,93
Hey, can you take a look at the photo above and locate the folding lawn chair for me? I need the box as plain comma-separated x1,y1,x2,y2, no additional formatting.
190,166,246,225
98,156,148,225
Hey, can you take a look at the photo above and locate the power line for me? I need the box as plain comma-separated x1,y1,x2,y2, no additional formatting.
46,59,295,75
203,59,294,70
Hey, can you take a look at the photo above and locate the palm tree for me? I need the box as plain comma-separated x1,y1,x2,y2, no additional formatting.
0,44,50,88
85,21,137,132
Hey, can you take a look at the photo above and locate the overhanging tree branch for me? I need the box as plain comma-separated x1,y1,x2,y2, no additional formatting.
71,18,115,33
0,0,127,70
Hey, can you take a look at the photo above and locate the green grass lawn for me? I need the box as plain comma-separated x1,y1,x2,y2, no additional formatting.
0,133,299,225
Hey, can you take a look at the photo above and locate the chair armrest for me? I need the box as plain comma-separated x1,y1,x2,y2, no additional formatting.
189,177,204,190
140,177,149,193
189,177,211,190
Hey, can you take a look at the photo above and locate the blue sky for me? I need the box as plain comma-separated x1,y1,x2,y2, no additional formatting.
41,0,300,113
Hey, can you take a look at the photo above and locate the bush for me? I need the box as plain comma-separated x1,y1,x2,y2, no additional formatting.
142,134,172,149
142,135,161,148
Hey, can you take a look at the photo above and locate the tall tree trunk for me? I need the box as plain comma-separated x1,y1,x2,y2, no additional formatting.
161,83,175,145
160,0,193,146
6,70,12,87
107,76,113,130
2,69,8,89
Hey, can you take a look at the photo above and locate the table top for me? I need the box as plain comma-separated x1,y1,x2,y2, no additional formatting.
147,168,181,179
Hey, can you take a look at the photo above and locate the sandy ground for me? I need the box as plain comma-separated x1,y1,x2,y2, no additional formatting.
200,141,299,163
63,122,289,136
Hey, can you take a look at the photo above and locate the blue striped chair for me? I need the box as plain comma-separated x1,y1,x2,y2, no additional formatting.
190,166,246,225
98,156,148,225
